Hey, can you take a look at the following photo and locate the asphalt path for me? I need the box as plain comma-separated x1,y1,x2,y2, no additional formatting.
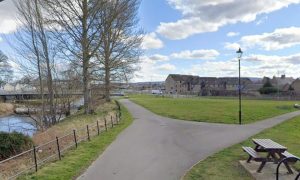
78,99,300,180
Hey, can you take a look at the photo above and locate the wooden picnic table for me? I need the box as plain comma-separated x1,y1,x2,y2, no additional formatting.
252,139,293,173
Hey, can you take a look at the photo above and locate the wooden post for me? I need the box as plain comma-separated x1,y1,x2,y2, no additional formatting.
96,120,100,135
73,129,77,148
104,118,107,131
86,125,90,141
33,146,38,172
116,113,118,124
56,137,61,160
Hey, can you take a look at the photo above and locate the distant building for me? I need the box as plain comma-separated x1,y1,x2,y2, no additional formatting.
3,83,36,92
290,79,300,93
262,75,294,92
165,74,252,96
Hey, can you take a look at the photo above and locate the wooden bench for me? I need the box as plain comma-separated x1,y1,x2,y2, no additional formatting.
243,146,267,172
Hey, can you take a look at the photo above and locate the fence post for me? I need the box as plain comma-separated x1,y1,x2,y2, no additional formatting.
116,113,118,124
86,125,90,141
96,120,100,135
56,137,61,160
33,146,38,172
111,115,114,128
104,117,107,131
73,129,77,148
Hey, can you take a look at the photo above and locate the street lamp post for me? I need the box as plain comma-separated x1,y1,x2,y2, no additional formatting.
236,48,243,125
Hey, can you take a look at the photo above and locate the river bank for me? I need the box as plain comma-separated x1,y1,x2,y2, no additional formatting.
0,103,14,116
0,98,84,136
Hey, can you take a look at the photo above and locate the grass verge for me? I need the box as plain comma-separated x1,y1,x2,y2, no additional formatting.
130,94,299,124
184,116,300,180
20,104,133,180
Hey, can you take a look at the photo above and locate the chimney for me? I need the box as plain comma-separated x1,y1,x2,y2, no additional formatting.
281,75,285,79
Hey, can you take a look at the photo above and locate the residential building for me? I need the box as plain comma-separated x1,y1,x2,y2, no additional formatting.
165,74,252,96
262,75,294,91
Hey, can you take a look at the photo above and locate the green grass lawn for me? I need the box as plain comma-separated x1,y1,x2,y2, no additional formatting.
130,95,299,124
20,104,133,180
184,116,300,180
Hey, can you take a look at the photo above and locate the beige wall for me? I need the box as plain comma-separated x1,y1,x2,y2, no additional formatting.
292,80,300,93
165,76,176,94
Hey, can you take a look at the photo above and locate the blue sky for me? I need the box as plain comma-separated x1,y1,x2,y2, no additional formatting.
1,0,300,82
135,0,300,82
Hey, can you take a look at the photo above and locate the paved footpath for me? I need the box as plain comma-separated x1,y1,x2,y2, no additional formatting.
78,99,300,180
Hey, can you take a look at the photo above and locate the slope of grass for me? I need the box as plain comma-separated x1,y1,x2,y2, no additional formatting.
184,116,300,180
33,102,116,144
130,95,299,124
20,104,133,180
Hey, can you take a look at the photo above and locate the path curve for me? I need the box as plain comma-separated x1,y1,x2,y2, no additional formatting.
78,99,300,180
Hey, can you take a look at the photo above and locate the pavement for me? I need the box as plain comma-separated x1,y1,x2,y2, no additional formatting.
78,99,300,180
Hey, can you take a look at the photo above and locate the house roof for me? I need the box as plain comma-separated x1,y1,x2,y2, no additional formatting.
168,74,252,86
168,74,198,82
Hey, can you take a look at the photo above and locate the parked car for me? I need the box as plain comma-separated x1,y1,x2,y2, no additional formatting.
151,90,162,94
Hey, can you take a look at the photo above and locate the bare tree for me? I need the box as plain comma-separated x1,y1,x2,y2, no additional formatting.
96,0,142,102
0,50,13,88
14,0,57,128
42,0,106,114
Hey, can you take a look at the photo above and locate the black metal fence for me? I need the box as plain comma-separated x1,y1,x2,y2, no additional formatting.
0,101,122,180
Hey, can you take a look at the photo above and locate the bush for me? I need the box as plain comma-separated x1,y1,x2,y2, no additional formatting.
259,87,279,94
0,131,33,160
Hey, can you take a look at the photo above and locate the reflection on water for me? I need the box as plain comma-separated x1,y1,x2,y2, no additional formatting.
0,98,84,137
0,115,36,136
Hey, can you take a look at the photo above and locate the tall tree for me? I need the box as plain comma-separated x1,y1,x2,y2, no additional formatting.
14,0,57,127
96,0,142,102
42,0,106,113
0,50,13,88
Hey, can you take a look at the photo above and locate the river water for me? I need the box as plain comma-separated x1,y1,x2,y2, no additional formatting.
0,115,36,136
0,98,84,136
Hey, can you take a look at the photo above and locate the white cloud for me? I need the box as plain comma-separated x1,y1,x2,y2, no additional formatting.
224,42,241,50
157,18,223,40
0,0,20,34
148,54,169,61
141,32,164,50
157,0,300,40
171,49,220,60
240,27,300,50
227,32,240,37
133,58,167,82
157,63,176,71
243,53,300,65
181,52,300,78
140,54,169,64
186,61,238,77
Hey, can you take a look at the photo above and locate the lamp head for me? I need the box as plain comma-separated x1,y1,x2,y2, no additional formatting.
236,48,243,58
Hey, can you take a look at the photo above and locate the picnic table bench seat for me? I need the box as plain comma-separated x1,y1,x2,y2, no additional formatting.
276,151,300,179
243,146,267,172
281,151,300,162
243,147,264,161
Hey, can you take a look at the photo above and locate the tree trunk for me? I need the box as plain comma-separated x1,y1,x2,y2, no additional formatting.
105,59,111,102
83,62,91,113
82,0,91,114
35,0,56,124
